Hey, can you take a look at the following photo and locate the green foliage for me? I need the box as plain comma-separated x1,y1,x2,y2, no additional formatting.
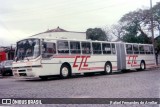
119,8,154,44
122,23,138,43
137,35,152,44
86,28,108,41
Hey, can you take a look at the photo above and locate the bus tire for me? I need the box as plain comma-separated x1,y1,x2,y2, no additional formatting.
140,61,146,71
60,64,71,79
103,62,112,75
2,72,6,76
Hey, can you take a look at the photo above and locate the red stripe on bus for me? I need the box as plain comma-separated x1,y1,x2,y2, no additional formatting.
131,65,140,67
112,66,117,69
126,55,138,57
131,63,155,67
79,66,117,71
80,67,104,71
146,63,156,66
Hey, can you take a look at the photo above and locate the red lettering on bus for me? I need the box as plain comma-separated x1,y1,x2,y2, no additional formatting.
134,55,137,64
73,56,80,67
127,55,138,66
83,56,90,67
127,56,131,64
78,56,85,70
73,56,90,70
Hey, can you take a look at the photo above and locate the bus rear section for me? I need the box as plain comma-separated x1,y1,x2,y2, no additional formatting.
116,43,156,71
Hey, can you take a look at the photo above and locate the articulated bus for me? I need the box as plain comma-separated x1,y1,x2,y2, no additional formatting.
12,37,156,79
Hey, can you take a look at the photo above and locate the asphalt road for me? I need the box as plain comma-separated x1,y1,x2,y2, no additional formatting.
0,68,159,107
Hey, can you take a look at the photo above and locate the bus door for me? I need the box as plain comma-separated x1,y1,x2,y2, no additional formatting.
116,43,126,70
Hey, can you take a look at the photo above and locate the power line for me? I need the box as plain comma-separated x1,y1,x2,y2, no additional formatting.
1,1,127,21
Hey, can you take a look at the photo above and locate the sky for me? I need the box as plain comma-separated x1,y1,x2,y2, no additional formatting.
0,0,159,46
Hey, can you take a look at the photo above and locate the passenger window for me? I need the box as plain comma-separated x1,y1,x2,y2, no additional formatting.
144,45,150,54
70,41,81,54
57,40,69,54
126,44,133,54
42,42,56,58
111,44,116,54
133,45,139,54
92,42,102,54
150,46,154,54
102,43,111,54
139,45,145,54
81,42,91,54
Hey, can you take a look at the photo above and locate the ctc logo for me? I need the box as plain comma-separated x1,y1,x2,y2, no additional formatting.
73,56,90,70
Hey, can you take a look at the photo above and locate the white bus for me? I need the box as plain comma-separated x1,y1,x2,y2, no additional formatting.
12,37,156,79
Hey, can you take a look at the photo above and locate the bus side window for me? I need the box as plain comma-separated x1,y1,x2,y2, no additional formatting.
139,45,145,54
70,41,81,54
92,42,102,54
102,43,111,54
81,42,91,54
144,45,150,54
42,42,56,58
150,46,154,54
126,44,133,54
111,44,116,54
133,45,139,54
57,40,69,54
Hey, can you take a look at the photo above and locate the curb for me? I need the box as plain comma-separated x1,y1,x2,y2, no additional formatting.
147,65,160,70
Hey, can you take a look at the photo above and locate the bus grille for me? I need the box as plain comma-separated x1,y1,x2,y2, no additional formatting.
19,73,27,76
18,70,26,72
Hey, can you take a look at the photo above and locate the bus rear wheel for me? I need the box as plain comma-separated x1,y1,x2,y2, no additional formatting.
102,62,112,75
140,61,146,70
60,64,71,79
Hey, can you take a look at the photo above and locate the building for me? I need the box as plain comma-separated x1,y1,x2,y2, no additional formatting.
31,27,86,40
0,46,15,62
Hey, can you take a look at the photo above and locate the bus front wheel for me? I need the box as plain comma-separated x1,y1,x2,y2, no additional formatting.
60,64,71,79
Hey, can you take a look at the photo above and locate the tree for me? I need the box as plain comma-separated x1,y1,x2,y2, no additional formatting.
110,23,125,41
152,2,160,35
155,36,160,53
86,28,108,41
101,26,113,41
119,9,151,43
122,22,139,43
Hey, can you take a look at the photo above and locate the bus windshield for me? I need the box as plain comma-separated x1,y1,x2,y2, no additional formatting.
15,39,40,61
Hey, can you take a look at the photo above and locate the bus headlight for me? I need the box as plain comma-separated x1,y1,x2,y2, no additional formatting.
12,69,17,72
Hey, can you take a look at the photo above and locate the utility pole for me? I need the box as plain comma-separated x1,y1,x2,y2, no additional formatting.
150,0,155,47
150,0,158,65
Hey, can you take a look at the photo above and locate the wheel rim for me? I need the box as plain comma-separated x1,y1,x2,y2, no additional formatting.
62,67,69,77
106,65,111,73
141,63,145,69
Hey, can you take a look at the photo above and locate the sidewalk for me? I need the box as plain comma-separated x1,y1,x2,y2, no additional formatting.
155,64,160,68
148,64,160,70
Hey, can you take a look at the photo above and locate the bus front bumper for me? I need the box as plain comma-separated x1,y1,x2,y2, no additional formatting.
12,66,41,78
